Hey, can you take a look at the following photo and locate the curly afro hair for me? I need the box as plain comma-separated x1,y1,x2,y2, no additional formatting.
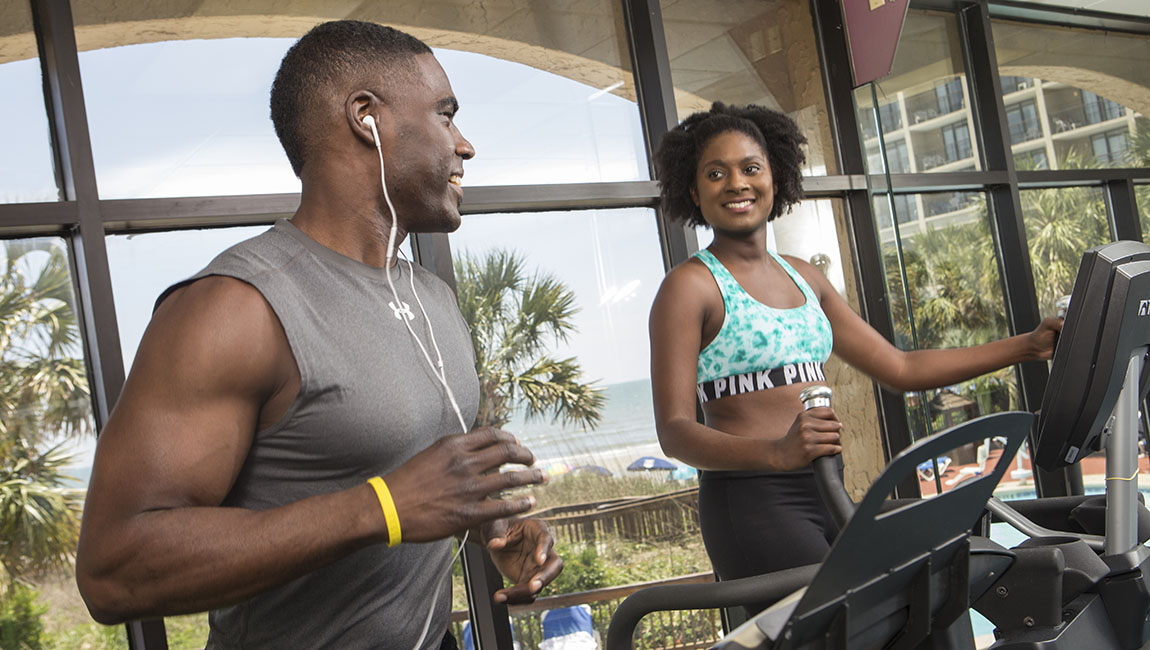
654,102,807,228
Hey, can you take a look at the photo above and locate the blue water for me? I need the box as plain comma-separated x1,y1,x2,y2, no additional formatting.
502,378,662,466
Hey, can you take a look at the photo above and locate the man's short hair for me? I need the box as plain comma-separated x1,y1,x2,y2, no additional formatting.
271,20,432,177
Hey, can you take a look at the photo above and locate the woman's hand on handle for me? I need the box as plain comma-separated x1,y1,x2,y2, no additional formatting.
768,406,842,471
1026,316,1064,361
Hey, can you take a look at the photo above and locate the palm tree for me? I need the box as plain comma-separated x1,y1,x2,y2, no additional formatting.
454,249,605,430
0,239,92,593
1128,117,1150,168
1019,153,1110,317
1128,117,1150,239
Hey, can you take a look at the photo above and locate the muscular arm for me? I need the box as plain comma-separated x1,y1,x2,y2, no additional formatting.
649,263,841,471
76,277,541,623
788,256,1059,392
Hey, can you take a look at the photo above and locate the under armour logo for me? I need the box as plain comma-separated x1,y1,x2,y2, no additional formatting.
1139,299,1150,317
389,300,415,321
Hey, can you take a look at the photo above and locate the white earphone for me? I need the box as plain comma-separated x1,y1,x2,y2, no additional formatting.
362,114,379,144
363,113,396,267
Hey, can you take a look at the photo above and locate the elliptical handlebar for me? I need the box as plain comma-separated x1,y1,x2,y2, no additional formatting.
604,564,818,650
800,386,856,530
811,456,855,530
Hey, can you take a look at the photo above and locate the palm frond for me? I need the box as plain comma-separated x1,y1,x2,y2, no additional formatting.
457,249,604,430
0,442,83,589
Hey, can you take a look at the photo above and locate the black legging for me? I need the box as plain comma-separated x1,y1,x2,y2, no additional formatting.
698,470,840,615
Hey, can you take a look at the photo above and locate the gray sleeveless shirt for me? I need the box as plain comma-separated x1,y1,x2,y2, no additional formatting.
163,220,480,649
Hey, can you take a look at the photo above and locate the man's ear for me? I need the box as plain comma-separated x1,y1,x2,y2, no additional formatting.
347,91,387,147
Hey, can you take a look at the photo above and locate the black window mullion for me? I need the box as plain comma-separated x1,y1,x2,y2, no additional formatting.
31,0,126,425
811,0,918,497
1107,177,1143,243
411,225,519,650
30,0,168,646
623,0,696,271
959,0,1078,497
411,232,457,293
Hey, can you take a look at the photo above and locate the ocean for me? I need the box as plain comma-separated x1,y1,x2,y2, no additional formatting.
501,378,669,474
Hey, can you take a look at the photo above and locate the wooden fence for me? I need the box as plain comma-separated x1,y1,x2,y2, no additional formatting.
532,487,701,544
450,572,723,650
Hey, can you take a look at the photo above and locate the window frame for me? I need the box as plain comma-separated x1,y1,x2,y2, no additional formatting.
7,0,1150,647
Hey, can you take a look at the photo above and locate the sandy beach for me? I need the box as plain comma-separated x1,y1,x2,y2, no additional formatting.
535,440,671,477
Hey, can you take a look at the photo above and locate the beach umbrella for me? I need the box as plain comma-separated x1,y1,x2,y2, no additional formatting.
570,465,613,477
670,466,698,481
626,456,676,472
542,461,573,478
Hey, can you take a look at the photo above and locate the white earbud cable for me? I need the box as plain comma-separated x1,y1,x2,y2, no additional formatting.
368,117,467,435
366,116,471,650
368,116,476,648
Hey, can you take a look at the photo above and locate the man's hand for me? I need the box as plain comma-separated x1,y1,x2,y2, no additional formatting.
383,428,547,544
481,517,563,604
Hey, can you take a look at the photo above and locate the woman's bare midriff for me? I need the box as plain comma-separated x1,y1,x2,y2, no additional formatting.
701,380,824,441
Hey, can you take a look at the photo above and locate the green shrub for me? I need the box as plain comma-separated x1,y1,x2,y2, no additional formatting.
540,543,606,596
0,584,46,650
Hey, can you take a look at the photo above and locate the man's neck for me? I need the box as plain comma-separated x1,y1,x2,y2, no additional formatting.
291,167,403,269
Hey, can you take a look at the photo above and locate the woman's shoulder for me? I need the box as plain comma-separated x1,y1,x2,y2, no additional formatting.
776,253,830,299
652,255,720,308
661,255,715,290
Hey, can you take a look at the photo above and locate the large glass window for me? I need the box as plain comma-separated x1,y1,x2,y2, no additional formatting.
1082,90,1124,125
1091,129,1130,166
1006,100,1041,145
856,12,981,176
73,1,646,198
0,4,59,204
0,238,118,648
1021,185,1128,491
872,193,1025,499
79,38,299,199
1014,149,1048,170
867,139,911,175
941,123,973,165
994,20,1149,170
448,208,720,647
659,0,838,176
873,194,919,229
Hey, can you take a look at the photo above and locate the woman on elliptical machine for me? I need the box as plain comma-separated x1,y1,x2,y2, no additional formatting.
647,102,1063,612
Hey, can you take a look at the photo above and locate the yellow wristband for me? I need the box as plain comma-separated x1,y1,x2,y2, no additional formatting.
367,476,402,547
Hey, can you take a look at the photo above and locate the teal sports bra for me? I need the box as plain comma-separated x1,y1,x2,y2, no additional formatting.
694,249,833,403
